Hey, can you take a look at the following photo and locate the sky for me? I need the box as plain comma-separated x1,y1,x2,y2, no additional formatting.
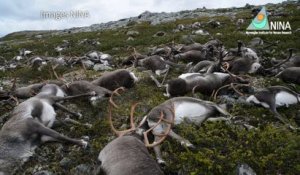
0,0,285,37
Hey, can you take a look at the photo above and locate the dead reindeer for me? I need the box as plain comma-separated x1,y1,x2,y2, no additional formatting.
187,39,223,60
50,66,112,106
247,37,264,48
12,83,45,99
35,84,90,119
187,60,215,73
85,51,113,66
122,52,147,66
0,85,95,175
134,55,182,75
163,71,246,98
281,54,300,68
0,79,45,101
150,45,173,58
267,49,298,71
256,49,296,76
121,47,147,66
227,40,243,57
134,55,184,88
30,56,47,71
61,80,112,106
224,56,262,75
174,49,211,64
246,86,300,130
276,67,300,85
142,96,232,164
186,50,227,74
227,40,259,62
96,88,172,175
92,69,138,91
247,37,279,50
178,42,203,52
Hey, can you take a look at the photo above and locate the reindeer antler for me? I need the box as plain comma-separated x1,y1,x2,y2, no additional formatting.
143,104,174,147
108,87,137,137
51,65,69,87
213,83,251,101
109,87,125,108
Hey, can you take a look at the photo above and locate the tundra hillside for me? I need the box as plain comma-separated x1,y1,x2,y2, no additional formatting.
0,1,300,175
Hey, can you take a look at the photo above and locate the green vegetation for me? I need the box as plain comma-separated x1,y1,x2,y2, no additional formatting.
1,3,300,175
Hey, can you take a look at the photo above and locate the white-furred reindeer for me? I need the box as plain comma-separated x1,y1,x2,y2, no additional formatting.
107,88,231,165
142,96,232,164
0,84,94,174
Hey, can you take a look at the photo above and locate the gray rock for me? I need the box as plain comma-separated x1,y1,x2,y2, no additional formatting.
35,35,43,39
236,163,256,175
126,30,139,37
127,36,134,41
112,47,120,51
245,3,252,9
193,29,210,36
153,31,166,37
73,164,92,175
60,157,72,168
181,35,197,44
93,64,112,71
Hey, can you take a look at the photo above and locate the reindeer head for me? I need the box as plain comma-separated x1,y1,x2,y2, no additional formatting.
108,87,174,147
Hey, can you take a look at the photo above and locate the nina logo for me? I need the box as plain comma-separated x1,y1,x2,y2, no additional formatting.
247,7,269,30
247,6,291,32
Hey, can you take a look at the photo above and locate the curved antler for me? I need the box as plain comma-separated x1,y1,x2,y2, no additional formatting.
108,87,138,137
213,83,250,101
109,87,125,108
144,104,175,147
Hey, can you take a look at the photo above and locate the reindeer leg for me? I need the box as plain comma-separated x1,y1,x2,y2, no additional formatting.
150,75,162,88
270,106,298,130
64,117,92,128
27,118,88,148
146,71,162,88
168,130,194,148
272,110,297,130
53,91,96,102
270,105,289,125
54,103,82,119
206,116,230,122
160,68,169,86
153,136,166,165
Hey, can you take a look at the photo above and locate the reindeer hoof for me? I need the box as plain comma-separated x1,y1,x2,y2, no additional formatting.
80,139,89,149
163,93,170,97
157,158,166,166
181,141,195,149
89,91,96,96
288,125,299,131
81,136,90,141
76,112,83,119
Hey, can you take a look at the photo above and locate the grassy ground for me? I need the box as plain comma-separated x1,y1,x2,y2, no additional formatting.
0,3,300,175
